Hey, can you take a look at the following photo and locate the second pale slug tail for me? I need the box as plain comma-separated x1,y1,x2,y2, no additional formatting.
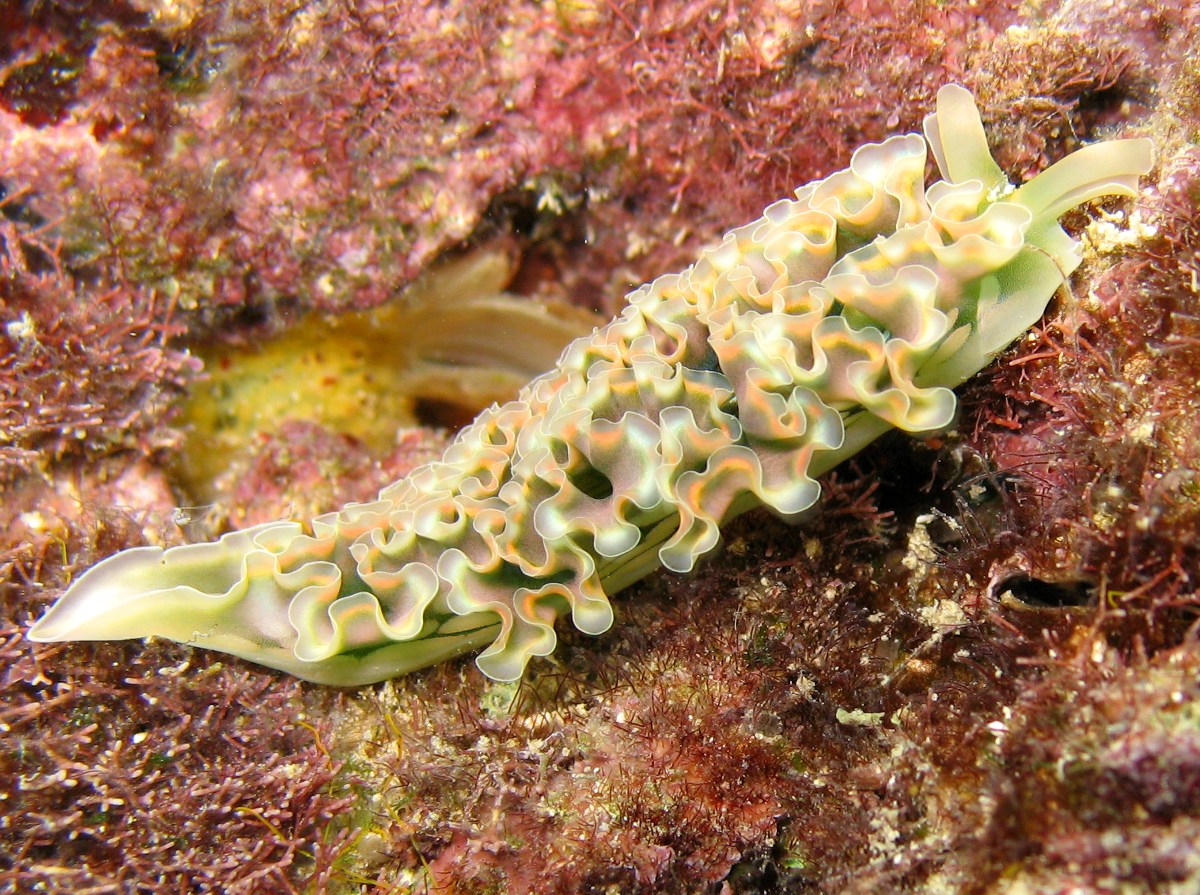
29,86,1153,685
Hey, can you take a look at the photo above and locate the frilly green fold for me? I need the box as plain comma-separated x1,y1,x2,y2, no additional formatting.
29,85,1154,684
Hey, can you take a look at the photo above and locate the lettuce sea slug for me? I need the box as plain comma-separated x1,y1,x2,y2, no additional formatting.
28,86,1153,685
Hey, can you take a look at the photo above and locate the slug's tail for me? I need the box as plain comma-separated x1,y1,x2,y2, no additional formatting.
28,523,305,646
27,517,503,685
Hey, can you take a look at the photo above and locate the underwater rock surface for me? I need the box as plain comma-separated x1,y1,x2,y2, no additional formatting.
3,1,1200,892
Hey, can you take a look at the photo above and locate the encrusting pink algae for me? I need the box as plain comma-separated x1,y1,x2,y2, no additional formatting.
4,1,1200,892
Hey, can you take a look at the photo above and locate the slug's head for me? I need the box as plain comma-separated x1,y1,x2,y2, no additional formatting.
916,84,1153,386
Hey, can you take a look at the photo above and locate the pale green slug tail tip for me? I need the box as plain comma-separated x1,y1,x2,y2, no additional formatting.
28,86,1154,685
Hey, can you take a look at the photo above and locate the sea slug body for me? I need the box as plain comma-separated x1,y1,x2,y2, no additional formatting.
29,86,1153,685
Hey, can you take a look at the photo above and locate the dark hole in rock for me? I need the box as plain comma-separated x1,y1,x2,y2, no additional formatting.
0,53,81,127
995,573,1094,608
413,397,480,432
